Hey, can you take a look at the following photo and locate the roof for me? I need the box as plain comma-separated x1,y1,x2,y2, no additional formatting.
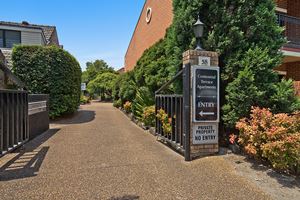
0,21,58,45
117,67,125,74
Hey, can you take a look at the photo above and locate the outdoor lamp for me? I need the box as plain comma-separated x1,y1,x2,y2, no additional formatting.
193,16,204,51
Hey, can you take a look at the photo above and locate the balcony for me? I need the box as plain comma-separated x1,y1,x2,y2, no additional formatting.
277,13,300,49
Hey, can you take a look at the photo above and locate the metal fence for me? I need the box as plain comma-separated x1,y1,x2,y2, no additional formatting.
0,90,29,156
155,95,184,152
277,13,300,47
155,64,191,161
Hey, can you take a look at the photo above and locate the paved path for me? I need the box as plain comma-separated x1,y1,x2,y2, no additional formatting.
0,103,271,200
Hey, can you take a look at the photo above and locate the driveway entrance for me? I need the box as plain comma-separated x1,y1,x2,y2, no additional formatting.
0,103,270,199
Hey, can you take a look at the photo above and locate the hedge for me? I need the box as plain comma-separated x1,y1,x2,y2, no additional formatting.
12,45,82,118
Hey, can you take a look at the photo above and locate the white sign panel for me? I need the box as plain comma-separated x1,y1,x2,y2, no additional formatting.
198,56,211,67
193,123,218,145
81,83,86,91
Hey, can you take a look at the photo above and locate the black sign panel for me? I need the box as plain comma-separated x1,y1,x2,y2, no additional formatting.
193,67,219,122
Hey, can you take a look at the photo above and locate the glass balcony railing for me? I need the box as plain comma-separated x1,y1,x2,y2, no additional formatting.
277,13,300,48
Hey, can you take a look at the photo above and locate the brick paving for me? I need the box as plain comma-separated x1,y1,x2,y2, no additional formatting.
0,103,271,199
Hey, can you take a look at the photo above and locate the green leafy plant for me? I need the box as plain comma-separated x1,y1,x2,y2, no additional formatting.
113,99,122,108
270,79,300,113
12,45,81,118
80,95,90,105
131,87,154,119
112,71,137,105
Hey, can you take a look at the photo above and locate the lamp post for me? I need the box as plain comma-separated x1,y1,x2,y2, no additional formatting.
193,16,204,51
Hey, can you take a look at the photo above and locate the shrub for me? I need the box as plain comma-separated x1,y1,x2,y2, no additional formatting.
236,107,300,173
156,109,172,135
80,95,90,105
142,106,156,127
113,99,122,108
270,79,300,113
134,40,170,94
123,101,132,113
12,45,81,118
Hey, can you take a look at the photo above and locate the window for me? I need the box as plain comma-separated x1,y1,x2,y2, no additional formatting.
0,30,21,48
0,30,3,48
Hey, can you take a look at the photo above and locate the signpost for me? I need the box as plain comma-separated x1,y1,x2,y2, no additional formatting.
81,83,86,91
192,65,219,145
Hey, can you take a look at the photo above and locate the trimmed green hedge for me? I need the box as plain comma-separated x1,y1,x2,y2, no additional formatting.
12,45,82,118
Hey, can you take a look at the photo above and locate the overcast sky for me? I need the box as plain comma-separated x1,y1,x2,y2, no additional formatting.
0,0,145,70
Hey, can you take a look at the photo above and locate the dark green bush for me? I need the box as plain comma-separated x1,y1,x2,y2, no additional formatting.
12,45,82,118
113,99,122,108
112,71,136,105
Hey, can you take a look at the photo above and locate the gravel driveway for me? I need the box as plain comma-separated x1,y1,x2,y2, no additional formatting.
0,102,272,199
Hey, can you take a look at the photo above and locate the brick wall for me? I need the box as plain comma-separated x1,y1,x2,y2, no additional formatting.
287,0,300,17
285,61,300,95
286,0,300,41
125,0,173,71
276,0,288,9
286,61,300,80
294,81,300,96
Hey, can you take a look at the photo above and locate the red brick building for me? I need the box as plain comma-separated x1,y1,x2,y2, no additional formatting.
125,0,173,71
275,0,300,95
125,0,300,94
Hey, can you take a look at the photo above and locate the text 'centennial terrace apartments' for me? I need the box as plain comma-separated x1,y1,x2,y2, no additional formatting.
125,0,300,94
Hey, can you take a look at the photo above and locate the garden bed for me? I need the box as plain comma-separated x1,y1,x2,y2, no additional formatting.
118,107,156,136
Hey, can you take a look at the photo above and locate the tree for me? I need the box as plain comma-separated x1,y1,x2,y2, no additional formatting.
87,72,118,99
223,47,284,127
166,0,298,127
83,59,114,84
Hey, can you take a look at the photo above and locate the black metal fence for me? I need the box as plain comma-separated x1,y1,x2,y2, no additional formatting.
277,13,300,47
155,95,184,151
0,90,29,156
155,64,191,161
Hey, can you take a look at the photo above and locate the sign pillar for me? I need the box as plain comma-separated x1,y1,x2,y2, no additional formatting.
183,50,219,159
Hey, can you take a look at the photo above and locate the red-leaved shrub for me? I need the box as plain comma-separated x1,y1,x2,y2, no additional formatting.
236,107,300,173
